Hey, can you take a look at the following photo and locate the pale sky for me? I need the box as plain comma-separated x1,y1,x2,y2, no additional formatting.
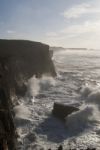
0,0,100,48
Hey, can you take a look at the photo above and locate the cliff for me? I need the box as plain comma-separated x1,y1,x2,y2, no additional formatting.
0,39,56,96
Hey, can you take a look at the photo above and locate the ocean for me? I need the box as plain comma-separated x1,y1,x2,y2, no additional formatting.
15,49,100,150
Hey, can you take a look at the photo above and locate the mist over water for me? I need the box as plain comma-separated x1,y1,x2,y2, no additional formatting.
16,49,100,150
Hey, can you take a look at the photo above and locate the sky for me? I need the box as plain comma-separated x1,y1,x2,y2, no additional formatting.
0,0,100,48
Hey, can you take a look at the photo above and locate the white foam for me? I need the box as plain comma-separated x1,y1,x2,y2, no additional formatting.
80,84,100,109
81,85,93,98
26,76,40,97
39,76,56,90
25,75,56,99
65,105,100,133
13,49,100,149
87,91,100,105
14,105,31,120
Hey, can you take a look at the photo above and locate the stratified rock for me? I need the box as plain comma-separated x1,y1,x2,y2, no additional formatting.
52,102,79,120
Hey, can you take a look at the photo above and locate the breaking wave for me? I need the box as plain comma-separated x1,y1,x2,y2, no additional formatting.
66,105,100,134
15,49,100,149
81,84,100,108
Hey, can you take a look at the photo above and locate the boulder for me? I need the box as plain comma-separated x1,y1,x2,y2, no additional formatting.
52,102,79,120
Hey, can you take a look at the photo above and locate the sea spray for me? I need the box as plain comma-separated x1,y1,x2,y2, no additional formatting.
65,104,100,135
39,75,56,91
14,49,100,149
26,75,56,100
87,91,100,108
68,83,100,134
15,75,57,149
80,85,93,98
14,105,31,120
80,84,100,109
26,76,40,97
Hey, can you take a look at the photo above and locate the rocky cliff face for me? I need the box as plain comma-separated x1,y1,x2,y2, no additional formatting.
0,39,56,96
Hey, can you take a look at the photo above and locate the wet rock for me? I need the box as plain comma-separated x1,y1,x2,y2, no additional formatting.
52,102,79,120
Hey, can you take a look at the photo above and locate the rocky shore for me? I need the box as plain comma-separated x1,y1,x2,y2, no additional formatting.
0,39,56,149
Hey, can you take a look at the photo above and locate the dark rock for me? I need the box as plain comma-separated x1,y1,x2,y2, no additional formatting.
0,39,56,96
52,102,79,120
0,67,17,149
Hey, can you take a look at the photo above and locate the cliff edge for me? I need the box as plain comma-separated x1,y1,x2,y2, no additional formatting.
0,39,56,96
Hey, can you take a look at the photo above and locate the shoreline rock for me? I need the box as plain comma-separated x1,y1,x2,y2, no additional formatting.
52,102,79,120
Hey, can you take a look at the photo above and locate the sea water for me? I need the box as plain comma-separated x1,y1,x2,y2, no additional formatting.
15,49,100,150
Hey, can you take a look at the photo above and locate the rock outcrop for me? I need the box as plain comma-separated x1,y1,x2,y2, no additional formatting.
52,102,79,120
0,39,56,149
0,39,56,96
